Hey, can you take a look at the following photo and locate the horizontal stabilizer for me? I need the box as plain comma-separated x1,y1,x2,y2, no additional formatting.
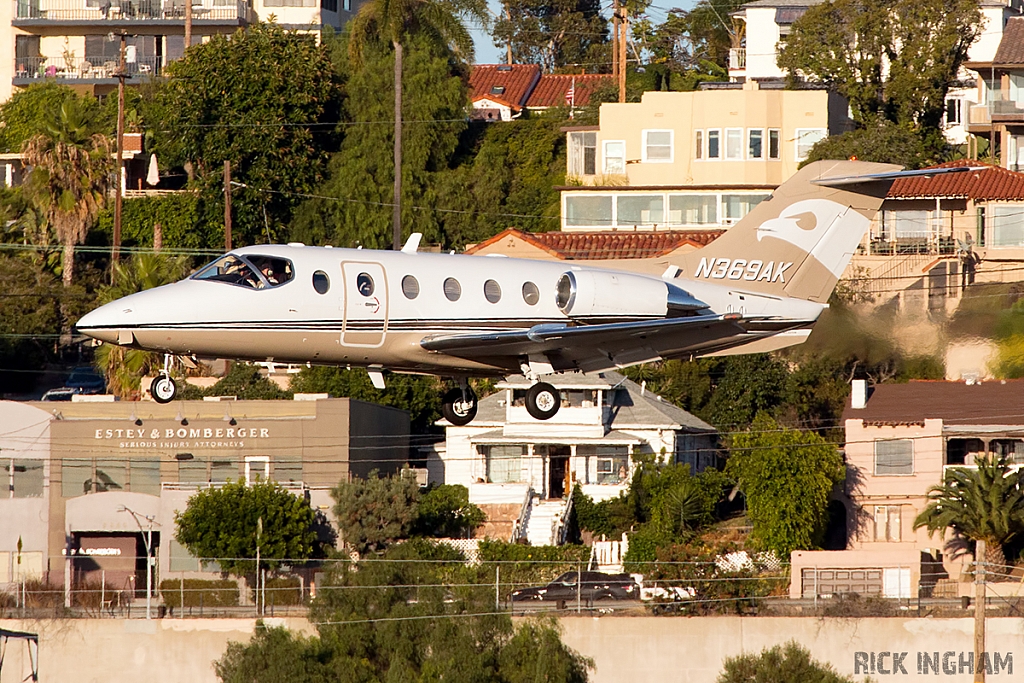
811,165,985,187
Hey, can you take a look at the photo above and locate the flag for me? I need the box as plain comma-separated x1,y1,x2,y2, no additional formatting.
566,77,576,119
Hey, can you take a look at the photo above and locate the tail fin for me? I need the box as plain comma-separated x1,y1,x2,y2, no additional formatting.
679,160,901,302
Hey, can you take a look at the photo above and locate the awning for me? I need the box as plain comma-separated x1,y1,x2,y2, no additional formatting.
468,429,643,446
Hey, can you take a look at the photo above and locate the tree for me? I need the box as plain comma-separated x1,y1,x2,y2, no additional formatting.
413,484,486,537
216,624,332,683
0,255,62,393
331,470,421,553
175,479,319,576
348,0,487,251
718,641,855,683
204,362,293,400
913,456,1024,567
22,97,112,289
778,0,981,134
93,253,191,398
493,0,608,72
0,83,100,154
160,23,340,245
726,414,845,558
800,117,932,169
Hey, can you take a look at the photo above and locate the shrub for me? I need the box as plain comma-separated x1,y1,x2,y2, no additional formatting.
160,579,240,608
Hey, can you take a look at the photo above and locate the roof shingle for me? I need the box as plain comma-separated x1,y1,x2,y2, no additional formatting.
993,17,1024,65
468,64,541,110
843,380,1024,426
525,74,613,108
466,228,724,260
887,160,1024,202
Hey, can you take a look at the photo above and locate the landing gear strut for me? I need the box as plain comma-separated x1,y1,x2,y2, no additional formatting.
151,354,178,404
442,385,478,426
525,382,559,421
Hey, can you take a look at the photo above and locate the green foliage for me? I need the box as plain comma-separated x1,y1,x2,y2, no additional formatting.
726,414,845,558
94,193,210,251
160,23,340,245
0,254,62,392
948,282,1024,340
0,83,104,153
717,641,855,683
413,484,486,538
216,624,332,683
331,470,421,553
159,579,240,609
205,362,293,400
289,366,439,432
260,576,305,607
657,0,745,68
174,479,319,577
493,0,608,72
913,455,1024,562
477,540,591,594
801,118,932,169
498,619,591,683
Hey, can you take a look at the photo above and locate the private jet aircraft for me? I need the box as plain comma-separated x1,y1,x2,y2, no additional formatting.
76,160,969,425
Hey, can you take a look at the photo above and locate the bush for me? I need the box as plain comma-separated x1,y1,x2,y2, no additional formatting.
160,579,240,608
257,576,305,607
718,641,854,683
477,540,590,594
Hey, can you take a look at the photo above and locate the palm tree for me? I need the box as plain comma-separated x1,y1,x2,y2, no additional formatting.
23,98,112,289
348,0,488,250
913,456,1024,571
93,253,191,398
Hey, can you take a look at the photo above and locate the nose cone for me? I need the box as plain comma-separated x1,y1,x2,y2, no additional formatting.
76,298,136,345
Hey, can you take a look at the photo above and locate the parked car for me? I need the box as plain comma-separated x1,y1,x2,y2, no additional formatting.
66,366,106,394
510,571,639,604
41,387,81,401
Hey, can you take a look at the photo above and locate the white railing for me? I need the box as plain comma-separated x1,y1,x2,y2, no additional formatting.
161,480,306,491
509,487,533,543
729,47,746,70
15,0,253,22
552,492,575,546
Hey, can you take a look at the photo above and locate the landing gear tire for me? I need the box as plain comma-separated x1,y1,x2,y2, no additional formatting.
526,382,560,420
442,387,477,426
152,375,177,404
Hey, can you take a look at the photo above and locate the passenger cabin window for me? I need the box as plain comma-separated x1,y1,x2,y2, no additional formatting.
402,275,420,299
356,272,374,296
192,254,294,289
312,270,330,294
522,281,539,305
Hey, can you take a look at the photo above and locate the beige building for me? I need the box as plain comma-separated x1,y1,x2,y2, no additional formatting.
0,397,407,593
1,1,358,105
560,82,851,231
791,379,1024,600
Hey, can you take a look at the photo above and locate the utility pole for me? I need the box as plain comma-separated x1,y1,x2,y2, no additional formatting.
184,0,192,55
392,41,403,251
223,161,232,252
974,540,987,683
112,32,127,274
618,7,628,103
612,0,619,86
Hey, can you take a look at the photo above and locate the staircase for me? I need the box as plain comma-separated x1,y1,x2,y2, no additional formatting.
523,496,568,546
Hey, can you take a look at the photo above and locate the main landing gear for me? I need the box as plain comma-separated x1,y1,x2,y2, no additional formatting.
525,382,559,420
151,354,178,404
442,385,478,426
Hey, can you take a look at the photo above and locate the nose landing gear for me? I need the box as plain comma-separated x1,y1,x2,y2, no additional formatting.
151,354,178,404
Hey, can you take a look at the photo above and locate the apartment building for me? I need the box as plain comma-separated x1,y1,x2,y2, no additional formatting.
560,81,851,231
1,0,356,104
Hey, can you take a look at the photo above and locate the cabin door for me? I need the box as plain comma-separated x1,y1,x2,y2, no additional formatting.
341,261,388,347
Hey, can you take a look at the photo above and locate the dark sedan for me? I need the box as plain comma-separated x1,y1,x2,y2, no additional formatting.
511,571,639,605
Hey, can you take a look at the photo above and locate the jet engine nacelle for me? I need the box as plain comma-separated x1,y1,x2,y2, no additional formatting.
555,270,706,318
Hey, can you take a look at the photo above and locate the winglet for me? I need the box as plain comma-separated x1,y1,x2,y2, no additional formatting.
401,233,423,254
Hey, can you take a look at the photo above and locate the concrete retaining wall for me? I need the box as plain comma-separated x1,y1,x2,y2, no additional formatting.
1,616,1021,683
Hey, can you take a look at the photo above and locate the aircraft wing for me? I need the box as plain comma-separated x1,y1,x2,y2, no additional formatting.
419,314,753,373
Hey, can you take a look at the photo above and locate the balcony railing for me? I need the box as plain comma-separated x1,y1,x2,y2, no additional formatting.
14,0,253,23
729,47,746,71
14,55,168,80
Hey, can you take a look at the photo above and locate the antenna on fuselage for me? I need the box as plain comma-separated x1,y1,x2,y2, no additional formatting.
401,233,423,254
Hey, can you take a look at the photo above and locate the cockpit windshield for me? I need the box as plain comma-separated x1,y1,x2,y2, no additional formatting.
191,254,294,289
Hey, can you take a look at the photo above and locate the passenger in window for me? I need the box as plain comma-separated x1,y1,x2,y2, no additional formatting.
617,464,628,483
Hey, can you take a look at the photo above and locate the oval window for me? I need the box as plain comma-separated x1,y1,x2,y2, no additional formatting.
522,281,540,306
484,279,501,303
443,277,462,301
312,270,330,295
356,272,374,297
402,274,420,299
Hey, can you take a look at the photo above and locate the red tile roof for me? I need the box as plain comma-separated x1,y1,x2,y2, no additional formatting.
993,17,1024,65
466,228,724,260
843,380,1024,426
887,160,1024,202
468,64,541,110
525,74,614,108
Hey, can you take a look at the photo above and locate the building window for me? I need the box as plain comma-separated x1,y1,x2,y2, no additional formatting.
748,129,764,159
564,195,613,228
668,194,718,225
642,130,673,162
945,98,962,126
568,132,597,176
94,459,126,492
725,128,743,160
130,459,161,495
881,209,931,240
795,128,828,161
616,195,664,226
4,459,43,498
707,130,721,159
768,129,781,159
873,505,902,542
989,204,1024,246
62,459,93,497
321,0,338,11
580,445,629,484
722,193,771,224
695,130,703,159
275,457,303,484
480,445,525,483
603,140,626,174
874,439,914,475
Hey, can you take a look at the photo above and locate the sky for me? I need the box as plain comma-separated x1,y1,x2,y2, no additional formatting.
468,1,699,65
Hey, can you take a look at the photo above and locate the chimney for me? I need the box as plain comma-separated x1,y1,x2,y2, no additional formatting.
851,379,867,409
